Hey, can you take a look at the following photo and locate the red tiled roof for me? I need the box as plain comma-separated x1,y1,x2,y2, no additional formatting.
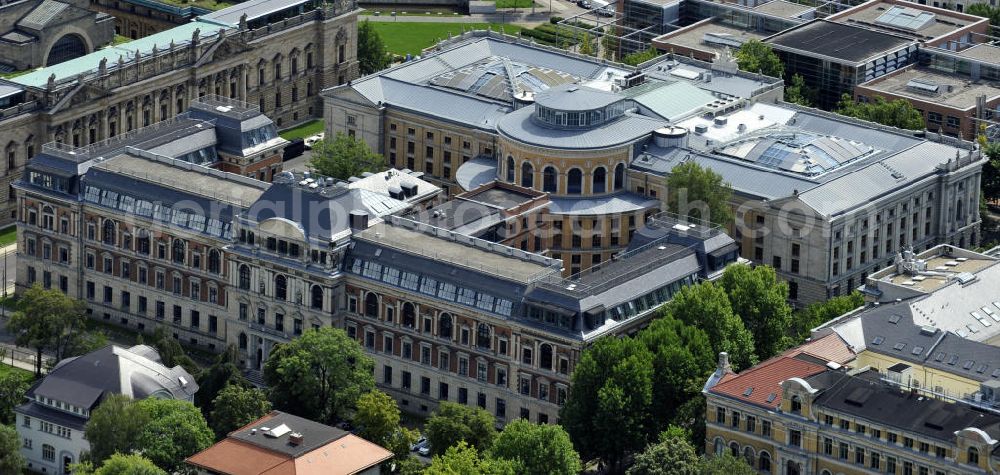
785,332,856,364
710,356,827,409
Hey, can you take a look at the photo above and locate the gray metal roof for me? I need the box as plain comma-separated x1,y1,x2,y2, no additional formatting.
547,192,659,216
18,0,69,31
201,0,311,25
353,77,511,130
455,157,498,191
534,84,622,112
497,106,665,150
27,345,198,410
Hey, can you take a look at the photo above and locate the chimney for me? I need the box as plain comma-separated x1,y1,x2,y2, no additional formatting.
288,433,304,446
401,182,418,198
718,352,731,373
349,210,370,230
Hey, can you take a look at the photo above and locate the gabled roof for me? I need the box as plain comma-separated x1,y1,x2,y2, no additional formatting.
710,355,828,409
785,332,856,364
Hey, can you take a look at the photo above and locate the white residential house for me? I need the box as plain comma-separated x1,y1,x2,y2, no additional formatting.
15,344,198,474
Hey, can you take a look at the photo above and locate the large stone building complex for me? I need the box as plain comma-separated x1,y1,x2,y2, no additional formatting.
14,93,740,423
0,0,360,228
0,0,115,72
323,32,984,304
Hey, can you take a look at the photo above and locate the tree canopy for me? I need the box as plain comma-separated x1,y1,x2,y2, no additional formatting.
489,420,581,475
720,264,793,360
209,384,272,438
263,327,374,424
662,280,756,370
968,4,1000,26
358,20,391,75
0,424,25,474
784,73,815,107
196,345,248,415
665,161,734,228
835,94,925,130
0,370,31,425
626,435,700,475
621,48,660,66
73,454,166,475
792,291,864,341
85,395,213,471
308,132,387,181
353,390,418,463
425,402,497,456
734,40,783,78
559,336,653,472
699,453,758,474
425,442,516,475
6,283,88,375
982,142,1000,203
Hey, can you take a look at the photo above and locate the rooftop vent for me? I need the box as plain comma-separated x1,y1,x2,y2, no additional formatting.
264,424,291,438
401,182,418,198
288,432,304,446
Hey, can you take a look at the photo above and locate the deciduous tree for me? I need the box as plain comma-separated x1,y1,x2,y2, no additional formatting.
665,161,734,228
209,384,272,438
358,20,391,75
0,371,30,425
792,291,864,341
626,434,700,475
784,73,814,107
699,453,758,474
734,40,783,78
425,442,516,475
196,345,248,414
308,133,386,181
720,264,792,360
560,337,653,472
6,283,88,376
425,402,496,456
835,94,925,130
353,390,418,462
663,281,756,370
73,453,166,475
0,424,25,474
263,327,374,424
489,419,581,475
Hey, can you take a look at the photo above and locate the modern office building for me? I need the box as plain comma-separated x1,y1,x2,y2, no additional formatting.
186,411,392,475
0,0,360,228
16,344,198,474
765,19,920,108
826,0,987,49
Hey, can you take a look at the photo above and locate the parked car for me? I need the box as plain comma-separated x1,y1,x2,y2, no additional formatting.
410,437,427,452
596,6,614,16
418,444,431,456
282,139,304,161
576,0,592,8
304,132,325,149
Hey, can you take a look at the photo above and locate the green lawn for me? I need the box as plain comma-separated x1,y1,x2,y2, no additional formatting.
0,226,15,247
496,0,535,8
371,22,523,56
280,119,325,141
0,362,32,381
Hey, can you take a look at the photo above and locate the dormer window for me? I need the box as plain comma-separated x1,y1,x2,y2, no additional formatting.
790,395,802,414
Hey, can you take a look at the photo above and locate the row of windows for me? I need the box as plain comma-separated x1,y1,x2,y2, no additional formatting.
86,253,222,305
502,159,626,195
84,281,220,334
237,265,327,310
237,303,310,336
88,218,225,274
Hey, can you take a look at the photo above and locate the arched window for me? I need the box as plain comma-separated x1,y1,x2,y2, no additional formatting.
819,471,832,475
790,395,802,414
713,438,724,456
729,442,739,457
439,313,453,339
102,219,116,246
275,275,287,300
506,156,515,182
172,239,186,264
592,167,607,193
567,168,582,194
364,293,379,318
239,332,248,349
759,451,771,473
969,447,980,465
543,166,557,193
402,302,416,328
614,163,625,190
208,249,222,274
239,265,251,290
743,447,755,467
539,343,553,370
477,323,491,349
521,162,534,188
311,285,323,309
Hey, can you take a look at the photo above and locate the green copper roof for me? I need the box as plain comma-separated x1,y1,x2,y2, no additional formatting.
12,19,230,88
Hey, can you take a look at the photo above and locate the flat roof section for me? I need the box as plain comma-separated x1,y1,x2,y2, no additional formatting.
830,0,983,41
753,0,815,20
354,221,556,284
765,20,915,65
859,65,1000,110
956,44,1000,64
461,185,540,210
653,20,766,61
95,153,266,207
